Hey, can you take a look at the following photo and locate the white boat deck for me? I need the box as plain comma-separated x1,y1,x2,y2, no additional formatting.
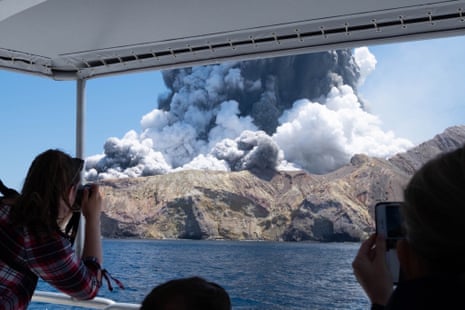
32,291,140,309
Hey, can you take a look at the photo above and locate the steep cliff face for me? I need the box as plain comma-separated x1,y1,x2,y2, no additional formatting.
99,125,465,242
389,125,465,174
99,156,408,242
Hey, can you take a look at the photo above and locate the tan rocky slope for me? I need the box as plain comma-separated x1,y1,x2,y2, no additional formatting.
99,154,409,242
99,125,465,242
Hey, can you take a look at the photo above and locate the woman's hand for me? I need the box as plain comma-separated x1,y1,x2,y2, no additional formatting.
80,184,102,222
352,233,393,305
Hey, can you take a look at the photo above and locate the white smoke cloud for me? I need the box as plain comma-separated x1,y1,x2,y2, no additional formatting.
273,85,413,174
85,130,170,180
208,100,257,145
353,47,377,86
84,48,413,181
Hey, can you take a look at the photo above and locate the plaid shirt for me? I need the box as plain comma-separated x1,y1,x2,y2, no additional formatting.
0,204,101,310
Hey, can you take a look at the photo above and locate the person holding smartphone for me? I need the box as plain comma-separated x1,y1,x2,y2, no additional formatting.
352,143,465,309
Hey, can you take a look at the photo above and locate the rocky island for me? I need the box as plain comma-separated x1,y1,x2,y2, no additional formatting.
99,125,465,242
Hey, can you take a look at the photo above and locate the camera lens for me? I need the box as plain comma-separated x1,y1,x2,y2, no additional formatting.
73,184,92,210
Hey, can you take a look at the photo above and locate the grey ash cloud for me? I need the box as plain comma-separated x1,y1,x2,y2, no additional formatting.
85,48,412,181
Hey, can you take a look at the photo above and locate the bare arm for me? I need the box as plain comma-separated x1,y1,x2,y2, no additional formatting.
80,184,103,264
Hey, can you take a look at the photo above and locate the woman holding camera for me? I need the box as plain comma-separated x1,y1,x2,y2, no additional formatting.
0,149,104,309
352,144,465,309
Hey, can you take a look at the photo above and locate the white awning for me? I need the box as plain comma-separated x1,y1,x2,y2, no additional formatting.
1,0,465,80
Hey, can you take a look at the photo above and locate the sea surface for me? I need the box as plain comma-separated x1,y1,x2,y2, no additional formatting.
31,239,370,309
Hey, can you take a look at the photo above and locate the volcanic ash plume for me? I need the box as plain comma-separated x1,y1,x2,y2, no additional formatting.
84,47,413,181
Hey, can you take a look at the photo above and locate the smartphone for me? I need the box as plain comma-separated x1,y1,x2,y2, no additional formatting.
375,201,405,284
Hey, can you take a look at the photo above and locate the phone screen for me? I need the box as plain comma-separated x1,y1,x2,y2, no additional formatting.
375,202,405,284
386,205,403,239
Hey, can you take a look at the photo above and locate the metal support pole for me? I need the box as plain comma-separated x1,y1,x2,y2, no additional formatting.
75,78,86,258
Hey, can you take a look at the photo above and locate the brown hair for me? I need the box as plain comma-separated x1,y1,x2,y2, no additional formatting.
141,276,231,310
402,144,465,272
11,149,83,233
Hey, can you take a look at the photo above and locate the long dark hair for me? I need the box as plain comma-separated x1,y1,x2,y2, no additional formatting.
11,149,83,233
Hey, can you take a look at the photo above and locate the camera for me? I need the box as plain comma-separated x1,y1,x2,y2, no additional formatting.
375,201,405,284
74,184,93,209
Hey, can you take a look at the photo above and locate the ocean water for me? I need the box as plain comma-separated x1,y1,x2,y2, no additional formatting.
32,239,370,309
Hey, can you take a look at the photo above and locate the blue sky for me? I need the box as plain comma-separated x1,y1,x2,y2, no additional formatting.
360,35,465,144
0,71,167,189
1,35,464,190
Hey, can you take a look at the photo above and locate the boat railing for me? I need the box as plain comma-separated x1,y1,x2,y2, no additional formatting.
32,290,141,309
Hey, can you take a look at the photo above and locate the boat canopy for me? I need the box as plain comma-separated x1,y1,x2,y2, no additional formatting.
1,0,465,81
